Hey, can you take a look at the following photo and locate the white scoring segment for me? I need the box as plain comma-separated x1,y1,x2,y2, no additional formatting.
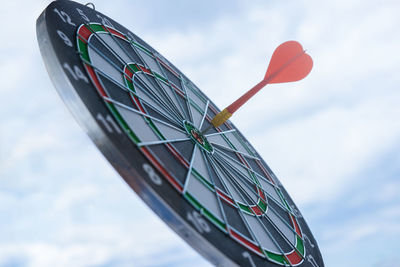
88,36,126,88
266,208,296,247
132,43,165,76
185,83,208,115
186,170,224,223
244,214,281,253
159,82,185,117
259,179,282,204
151,120,187,140
114,106,159,142
190,104,204,128
191,150,214,185
95,33,132,64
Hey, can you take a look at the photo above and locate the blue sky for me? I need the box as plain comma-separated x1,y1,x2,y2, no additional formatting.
1,0,399,266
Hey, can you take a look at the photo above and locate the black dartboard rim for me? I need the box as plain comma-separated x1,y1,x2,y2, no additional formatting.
36,1,324,266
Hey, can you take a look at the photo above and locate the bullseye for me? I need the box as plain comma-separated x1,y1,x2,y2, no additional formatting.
183,120,213,154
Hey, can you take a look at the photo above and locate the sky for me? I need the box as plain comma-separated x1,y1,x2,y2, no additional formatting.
0,0,400,266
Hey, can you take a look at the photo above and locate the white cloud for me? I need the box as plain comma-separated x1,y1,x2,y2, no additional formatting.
254,93,400,204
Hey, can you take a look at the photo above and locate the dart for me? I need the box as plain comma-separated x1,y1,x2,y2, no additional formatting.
203,41,313,133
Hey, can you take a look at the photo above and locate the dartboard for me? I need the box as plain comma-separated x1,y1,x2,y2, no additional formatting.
37,1,324,266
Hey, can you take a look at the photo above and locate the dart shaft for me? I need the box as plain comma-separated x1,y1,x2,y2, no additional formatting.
207,79,267,130
226,79,268,114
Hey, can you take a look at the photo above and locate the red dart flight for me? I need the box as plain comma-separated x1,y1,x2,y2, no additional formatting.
207,41,313,130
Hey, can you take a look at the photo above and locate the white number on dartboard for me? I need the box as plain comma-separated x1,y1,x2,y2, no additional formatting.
142,163,162,185
56,30,72,47
76,8,90,22
53,8,76,26
96,14,114,28
186,211,210,234
307,255,320,267
303,233,315,248
63,63,89,84
242,251,256,267
96,113,122,134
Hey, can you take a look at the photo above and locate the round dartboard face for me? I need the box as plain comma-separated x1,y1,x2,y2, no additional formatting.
37,1,324,266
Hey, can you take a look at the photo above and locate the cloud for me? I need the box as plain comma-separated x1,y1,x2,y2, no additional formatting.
0,215,208,267
1,0,399,266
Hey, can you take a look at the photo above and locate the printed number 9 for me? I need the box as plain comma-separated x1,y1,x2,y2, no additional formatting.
57,30,72,47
